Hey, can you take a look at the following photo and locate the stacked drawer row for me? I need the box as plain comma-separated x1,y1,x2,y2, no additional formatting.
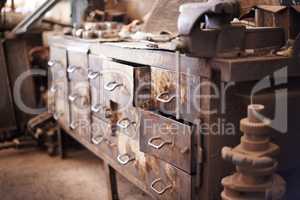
48,44,201,200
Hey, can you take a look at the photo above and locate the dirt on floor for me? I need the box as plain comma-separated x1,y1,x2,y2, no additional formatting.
0,147,152,200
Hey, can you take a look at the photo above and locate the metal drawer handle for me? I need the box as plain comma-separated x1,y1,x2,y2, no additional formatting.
88,71,100,80
91,104,101,113
117,118,133,129
92,135,104,145
117,154,135,165
104,81,123,92
68,94,80,102
50,85,58,93
150,178,172,195
148,137,172,150
70,121,77,130
53,112,63,120
48,60,59,67
156,92,176,103
67,65,80,73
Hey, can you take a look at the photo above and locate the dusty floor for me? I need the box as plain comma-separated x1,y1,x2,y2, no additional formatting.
0,147,152,200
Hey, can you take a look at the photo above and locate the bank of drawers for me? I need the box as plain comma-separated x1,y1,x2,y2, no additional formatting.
49,49,198,200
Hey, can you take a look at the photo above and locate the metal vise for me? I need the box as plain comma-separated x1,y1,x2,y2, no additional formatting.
177,0,286,58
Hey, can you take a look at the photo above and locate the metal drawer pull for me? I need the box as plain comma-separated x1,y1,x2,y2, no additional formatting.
68,94,80,102
117,118,133,129
48,60,59,67
104,81,123,92
148,137,172,149
92,135,104,145
50,85,58,93
67,65,80,73
117,154,135,165
70,121,77,130
88,71,100,80
150,178,172,195
91,104,101,113
156,92,176,103
53,112,63,120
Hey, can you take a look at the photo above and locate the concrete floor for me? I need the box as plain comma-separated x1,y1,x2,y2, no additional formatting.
1,146,299,200
0,147,152,200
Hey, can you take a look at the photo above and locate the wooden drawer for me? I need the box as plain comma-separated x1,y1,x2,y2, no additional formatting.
68,82,91,141
140,111,196,174
151,67,201,123
89,55,113,122
144,155,193,200
48,46,69,126
67,50,89,81
103,60,151,109
91,116,118,158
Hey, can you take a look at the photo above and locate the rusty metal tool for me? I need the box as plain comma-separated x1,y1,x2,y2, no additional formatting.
176,0,286,58
221,104,286,200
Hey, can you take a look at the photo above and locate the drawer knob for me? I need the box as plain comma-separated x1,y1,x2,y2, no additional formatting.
104,81,123,92
156,92,176,103
117,154,135,165
88,71,100,80
148,136,172,149
67,65,80,73
68,94,80,102
92,135,104,145
150,178,172,195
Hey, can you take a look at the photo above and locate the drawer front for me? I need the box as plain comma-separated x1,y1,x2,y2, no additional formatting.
67,50,89,81
140,111,195,174
48,46,69,126
103,60,151,110
151,67,201,123
91,116,118,158
144,155,192,200
89,55,112,121
68,81,91,141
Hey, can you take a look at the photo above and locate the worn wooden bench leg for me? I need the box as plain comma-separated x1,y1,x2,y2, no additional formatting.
57,127,66,159
104,162,119,200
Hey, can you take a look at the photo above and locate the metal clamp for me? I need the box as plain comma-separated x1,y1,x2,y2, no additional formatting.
150,178,172,195
156,92,176,103
104,81,123,92
91,104,101,113
117,154,135,165
67,65,80,73
92,135,104,145
117,118,133,129
148,137,172,150
88,71,100,80
68,94,80,102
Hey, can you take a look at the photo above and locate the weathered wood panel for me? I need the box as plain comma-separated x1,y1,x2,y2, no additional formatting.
0,41,16,131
